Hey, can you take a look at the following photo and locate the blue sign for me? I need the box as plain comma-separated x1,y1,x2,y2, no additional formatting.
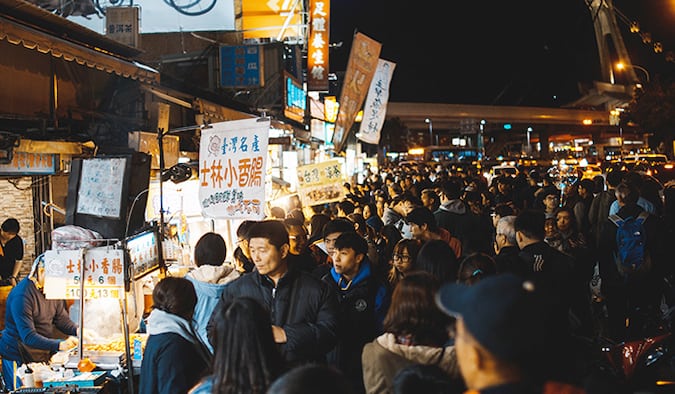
219,45,262,88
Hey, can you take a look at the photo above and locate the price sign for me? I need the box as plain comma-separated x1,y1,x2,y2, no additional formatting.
43,247,125,300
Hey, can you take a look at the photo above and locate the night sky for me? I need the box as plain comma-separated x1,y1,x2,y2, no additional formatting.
329,0,675,107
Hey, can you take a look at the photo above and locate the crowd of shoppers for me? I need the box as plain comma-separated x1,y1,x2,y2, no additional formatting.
134,160,674,393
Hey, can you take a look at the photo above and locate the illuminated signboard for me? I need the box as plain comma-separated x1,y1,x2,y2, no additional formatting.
284,72,306,123
308,0,330,91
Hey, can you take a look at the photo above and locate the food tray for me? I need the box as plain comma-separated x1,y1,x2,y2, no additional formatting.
65,351,124,370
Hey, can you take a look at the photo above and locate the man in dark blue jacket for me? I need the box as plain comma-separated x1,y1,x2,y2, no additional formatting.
318,231,390,394
207,220,339,366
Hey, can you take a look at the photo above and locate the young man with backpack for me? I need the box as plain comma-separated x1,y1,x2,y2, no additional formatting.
597,181,666,341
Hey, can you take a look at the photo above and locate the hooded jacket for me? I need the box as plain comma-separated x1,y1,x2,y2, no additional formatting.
321,260,390,392
435,199,485,256
139,309,210,394
185,264,239,352
362,333,459,394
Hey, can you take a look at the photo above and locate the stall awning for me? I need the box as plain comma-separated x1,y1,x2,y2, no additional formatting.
0,15,159,84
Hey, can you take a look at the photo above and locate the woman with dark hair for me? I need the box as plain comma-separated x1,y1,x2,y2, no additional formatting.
362,202,383,231
387,239,421,290
190,297,285,394
414,240,459,284
140,277,211,394
185,232,239,352
362,272,460,393
457,253,497,285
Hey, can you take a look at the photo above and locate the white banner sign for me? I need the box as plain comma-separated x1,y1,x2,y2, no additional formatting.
199,118,270,219
358,59,396,145
43,248,125,300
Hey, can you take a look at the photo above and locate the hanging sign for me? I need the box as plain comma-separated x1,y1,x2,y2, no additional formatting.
296,160,345,207
199,118,270,219
307,0,330,91
332,32,381,152
358,59,396,144
43,248,126,300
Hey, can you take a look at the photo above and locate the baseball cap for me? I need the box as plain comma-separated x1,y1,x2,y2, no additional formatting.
435,273,547,363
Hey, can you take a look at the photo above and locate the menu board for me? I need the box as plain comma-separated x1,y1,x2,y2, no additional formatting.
43,248,126,300
76,158,127,218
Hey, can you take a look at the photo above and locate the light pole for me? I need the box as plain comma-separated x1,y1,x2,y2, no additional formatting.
616,62,651,84
425,118,433,146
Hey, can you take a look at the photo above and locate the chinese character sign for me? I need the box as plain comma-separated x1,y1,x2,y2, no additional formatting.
308,0,330,91
43,248,125,300
332,32,382,152
199,118,270,219
296,160,345,207
358,59,396,145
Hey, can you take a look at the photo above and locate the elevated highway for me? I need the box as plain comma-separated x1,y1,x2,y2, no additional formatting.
384,102,641,158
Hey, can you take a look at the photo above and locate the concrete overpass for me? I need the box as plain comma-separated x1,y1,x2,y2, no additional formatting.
384,102,640,158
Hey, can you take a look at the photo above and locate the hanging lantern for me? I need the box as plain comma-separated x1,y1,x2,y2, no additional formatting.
629,21,640,33
640,32,652,44
653,42,663,53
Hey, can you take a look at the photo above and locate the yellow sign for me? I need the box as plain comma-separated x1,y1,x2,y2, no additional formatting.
296,160,345,207
241,0,303,40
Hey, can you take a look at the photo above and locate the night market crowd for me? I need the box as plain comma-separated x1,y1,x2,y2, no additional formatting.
4,161,675,394
174,162,674,394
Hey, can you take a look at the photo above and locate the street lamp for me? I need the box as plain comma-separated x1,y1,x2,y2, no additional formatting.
425,118,433,146
616,62,651,85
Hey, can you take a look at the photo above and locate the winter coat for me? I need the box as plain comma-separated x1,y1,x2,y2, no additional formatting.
321,261,390,393
139,309,211,394
185,263,239,352
434,199,485,255
208,267,339,365
361,333,459,394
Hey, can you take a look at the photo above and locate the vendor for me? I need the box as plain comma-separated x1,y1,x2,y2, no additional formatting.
0,255,79,390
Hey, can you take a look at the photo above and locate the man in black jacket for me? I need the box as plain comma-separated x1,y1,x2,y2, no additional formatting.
207,220,339,366
514,209,575,334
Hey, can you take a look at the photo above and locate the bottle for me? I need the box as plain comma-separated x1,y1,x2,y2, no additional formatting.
23,366,34,388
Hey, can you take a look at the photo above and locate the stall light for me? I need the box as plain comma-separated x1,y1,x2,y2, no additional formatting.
582,119,593,125
665,164,674,169
408,148,424,155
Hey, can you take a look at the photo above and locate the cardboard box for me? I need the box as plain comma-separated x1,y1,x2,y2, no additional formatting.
128,131,179,170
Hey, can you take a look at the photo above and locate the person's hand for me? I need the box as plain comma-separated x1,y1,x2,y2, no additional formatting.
59,336,79,351
271,325,287,343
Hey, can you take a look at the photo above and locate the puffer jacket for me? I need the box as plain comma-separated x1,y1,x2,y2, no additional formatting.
207,267,339,365
361,333,460,394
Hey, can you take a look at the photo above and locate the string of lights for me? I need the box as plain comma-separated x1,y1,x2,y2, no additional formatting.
614,5,675,63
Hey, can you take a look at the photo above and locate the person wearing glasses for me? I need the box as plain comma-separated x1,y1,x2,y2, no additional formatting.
387,239,421,290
